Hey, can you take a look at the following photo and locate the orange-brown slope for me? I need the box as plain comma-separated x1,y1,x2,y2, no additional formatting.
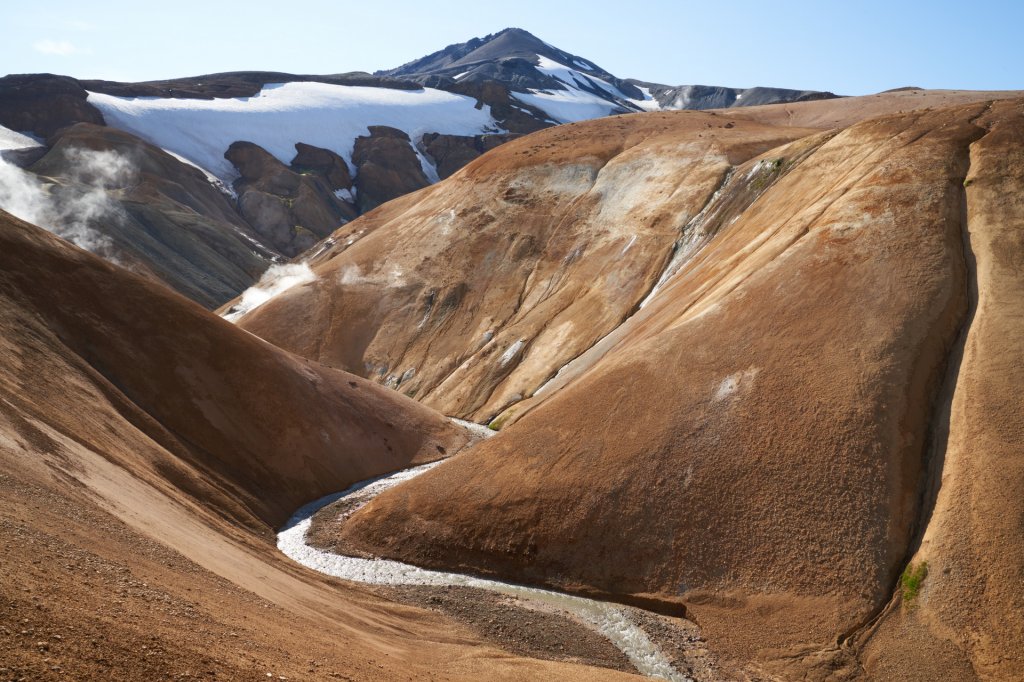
0,210,469,528
234,111,816,423
854,101,1024,682
0,211,635,681
336,100,1023,677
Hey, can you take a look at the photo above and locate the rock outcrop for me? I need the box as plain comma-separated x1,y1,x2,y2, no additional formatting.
351,126,431,212
421,132,521,179
226,141,356,256
0,73,105,138
291,141,353,190
20,123,276,307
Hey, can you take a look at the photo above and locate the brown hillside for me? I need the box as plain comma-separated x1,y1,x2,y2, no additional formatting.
334,99,1024,679
0,211,632,680
235,112,818,422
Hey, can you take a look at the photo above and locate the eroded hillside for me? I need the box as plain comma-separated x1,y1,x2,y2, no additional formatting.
252,97,1024,679
0,211,641,680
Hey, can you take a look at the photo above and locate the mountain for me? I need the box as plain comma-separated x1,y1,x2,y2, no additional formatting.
229,112,814,420
232,90,1024,680
379,27,834,122
0,29,840,308
3,27,1024,681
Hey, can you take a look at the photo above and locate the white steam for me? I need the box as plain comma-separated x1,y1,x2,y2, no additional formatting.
0,147,134,255
222,262,316,322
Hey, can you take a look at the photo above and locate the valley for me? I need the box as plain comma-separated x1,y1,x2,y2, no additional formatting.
1,22,1022,682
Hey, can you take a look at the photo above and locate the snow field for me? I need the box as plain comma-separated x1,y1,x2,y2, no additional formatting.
87,82,500,183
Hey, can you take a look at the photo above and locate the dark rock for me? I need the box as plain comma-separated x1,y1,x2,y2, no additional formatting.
27,124,274,307
225,141,355,256
291,143,352,191
0,74,105,138
421,133,521,179
351,127,429,212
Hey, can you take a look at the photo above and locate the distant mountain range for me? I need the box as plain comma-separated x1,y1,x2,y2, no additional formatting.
0,27,837,307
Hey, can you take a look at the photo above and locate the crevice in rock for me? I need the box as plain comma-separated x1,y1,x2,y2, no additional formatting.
840,121,990,658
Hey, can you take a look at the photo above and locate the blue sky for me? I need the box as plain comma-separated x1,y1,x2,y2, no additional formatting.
3,0,1022,95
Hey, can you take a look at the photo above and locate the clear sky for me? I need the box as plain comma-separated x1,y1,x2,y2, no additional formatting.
3,0,1021,96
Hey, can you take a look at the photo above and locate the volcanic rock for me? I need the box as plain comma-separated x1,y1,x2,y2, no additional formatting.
0,74,105,138
291,142,353,190
226,141,356,255
421,132,521,179
21,123,275,307
351,126,431,212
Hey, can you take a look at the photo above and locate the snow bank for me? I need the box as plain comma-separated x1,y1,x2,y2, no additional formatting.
88,82,499,182
278,461,689,681
222,262,315,322
0,124,42,151
514,55,659,124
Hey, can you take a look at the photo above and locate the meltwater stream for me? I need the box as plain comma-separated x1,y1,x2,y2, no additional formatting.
278,460,689,681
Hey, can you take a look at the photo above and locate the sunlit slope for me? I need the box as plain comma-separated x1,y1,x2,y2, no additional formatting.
235,111,816,422
334,99,1024,679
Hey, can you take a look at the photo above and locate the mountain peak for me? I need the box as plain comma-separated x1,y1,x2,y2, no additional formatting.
377,27,592,80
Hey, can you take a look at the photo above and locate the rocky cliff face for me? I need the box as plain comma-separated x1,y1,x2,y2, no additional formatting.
225,140,357,256
351,126,431,212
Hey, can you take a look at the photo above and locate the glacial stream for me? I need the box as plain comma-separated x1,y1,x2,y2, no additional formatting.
277,455,690,680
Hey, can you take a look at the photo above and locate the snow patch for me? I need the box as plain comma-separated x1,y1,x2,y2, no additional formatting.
0,124,42,151
630,87,663,112
621,234,637,255
413,137,441,184
713,368,760,402
222,262,315,322
498,338,525,367
511,55,636,124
